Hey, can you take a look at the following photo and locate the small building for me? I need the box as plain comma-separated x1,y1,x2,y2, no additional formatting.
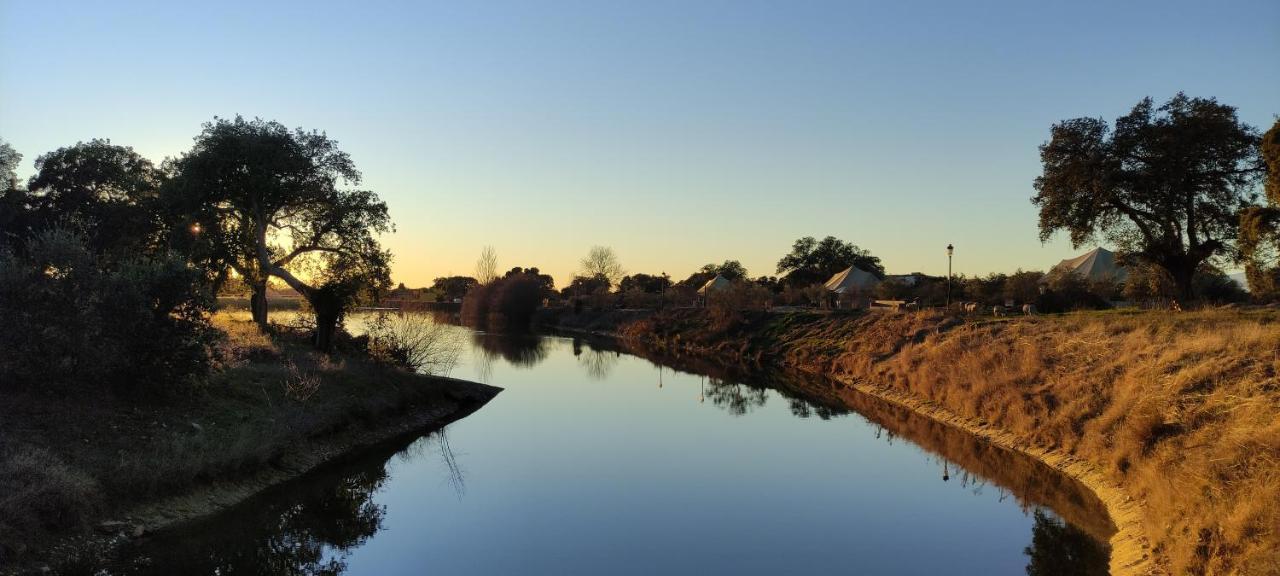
698,274,732,295
824,266,881,309
1045,247,1129,284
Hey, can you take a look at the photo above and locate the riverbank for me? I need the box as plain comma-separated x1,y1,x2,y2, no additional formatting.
0,313,500,574
540,307,1280,575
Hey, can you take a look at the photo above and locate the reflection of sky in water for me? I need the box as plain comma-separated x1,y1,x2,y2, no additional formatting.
323,329,1104,575
119,317,1106,575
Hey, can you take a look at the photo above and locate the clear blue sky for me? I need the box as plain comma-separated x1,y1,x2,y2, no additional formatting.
2,0,1277,286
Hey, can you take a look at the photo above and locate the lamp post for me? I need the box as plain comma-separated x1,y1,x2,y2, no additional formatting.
946,244,954,307
660,271,667,311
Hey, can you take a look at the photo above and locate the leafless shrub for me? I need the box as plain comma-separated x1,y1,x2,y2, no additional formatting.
282,359,321,402
367,312,463,375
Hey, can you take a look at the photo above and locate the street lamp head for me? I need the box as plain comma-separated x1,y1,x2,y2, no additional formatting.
946,243,954,257
190,222,202,235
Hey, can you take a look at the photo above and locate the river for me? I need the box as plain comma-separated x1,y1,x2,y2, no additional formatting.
110,321,1112,575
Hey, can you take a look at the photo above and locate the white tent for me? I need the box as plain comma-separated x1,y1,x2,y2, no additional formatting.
824,266,881,294
1047,247,1129,283
698,274,733,295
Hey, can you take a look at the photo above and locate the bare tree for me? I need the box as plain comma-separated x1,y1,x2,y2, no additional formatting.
580,245,625,287
474,245,498,285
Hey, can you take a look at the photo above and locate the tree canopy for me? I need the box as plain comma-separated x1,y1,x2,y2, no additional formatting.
431,275,479,301
702,260,747,281
580,245,624,287
0,139,19,189
1239,119,1280,300
167,116,392,346
619,272,672,294
1033,94,1264,299
23,139,163,255
504,266,555,297
0,139,27,249
776,236,883,287
474,246,498,284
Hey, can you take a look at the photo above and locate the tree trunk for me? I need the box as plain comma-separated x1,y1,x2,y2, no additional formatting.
1167,261,1197,305
310,286,342,353
250,282,269,328
314,310,338,353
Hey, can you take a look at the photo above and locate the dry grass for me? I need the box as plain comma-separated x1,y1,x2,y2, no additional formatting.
616,307,1280,575
0,312,471,569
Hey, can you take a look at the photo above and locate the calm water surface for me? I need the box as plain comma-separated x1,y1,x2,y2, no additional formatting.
113,321,1112,575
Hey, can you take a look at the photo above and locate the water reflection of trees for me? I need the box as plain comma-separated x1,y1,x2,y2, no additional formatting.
472,332,548,368
701,376,769,416
613,338,1114,573
1025,509,1110,576
118,427,468,575
577,348,620,381
119,465,387,575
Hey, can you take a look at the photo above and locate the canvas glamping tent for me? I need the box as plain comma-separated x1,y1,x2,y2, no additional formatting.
823,266,881,308
1046,247,1129,283
698,274,733,295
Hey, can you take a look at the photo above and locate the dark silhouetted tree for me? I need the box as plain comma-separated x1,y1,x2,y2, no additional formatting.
564,274,610,297
24,139,163,256
431,275,479,301
474,245,498,284
167,116,392,346
579,245,624,287
503,266,555,297
776,236,883,287
1033,94,1264,300
619,272,672,294
0,139,28,249
1238,119,1280,300
703,260,748,280
0,139,19,189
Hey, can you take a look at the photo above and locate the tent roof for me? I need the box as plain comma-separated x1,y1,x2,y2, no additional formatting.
1048,247,1128,283
824,266,880,294
699,274,733,294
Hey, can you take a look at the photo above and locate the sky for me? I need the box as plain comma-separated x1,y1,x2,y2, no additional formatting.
2,0,1278,288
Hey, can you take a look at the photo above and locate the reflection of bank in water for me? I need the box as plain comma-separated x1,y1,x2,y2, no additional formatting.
613,339,1117,550
111,426,466,576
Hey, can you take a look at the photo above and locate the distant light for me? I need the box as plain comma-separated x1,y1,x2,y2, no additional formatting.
191,222,202,235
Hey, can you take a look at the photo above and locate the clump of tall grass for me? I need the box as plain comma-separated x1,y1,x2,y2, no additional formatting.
366,312,463,376
0,442,103,557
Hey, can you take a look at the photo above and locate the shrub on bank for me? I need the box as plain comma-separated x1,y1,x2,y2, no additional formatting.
366,312,463,375
460,273,545,330
0,228,219,395
0,442,104,560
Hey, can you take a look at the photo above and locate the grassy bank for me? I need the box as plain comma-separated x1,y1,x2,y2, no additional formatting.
547,307,1280,575
0,312,499,573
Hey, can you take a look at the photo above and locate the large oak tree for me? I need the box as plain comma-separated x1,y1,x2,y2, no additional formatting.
23,139,163,256
168,116,392,349
776,236,883,287
1033,94,1263,300
1238,119,1280,300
